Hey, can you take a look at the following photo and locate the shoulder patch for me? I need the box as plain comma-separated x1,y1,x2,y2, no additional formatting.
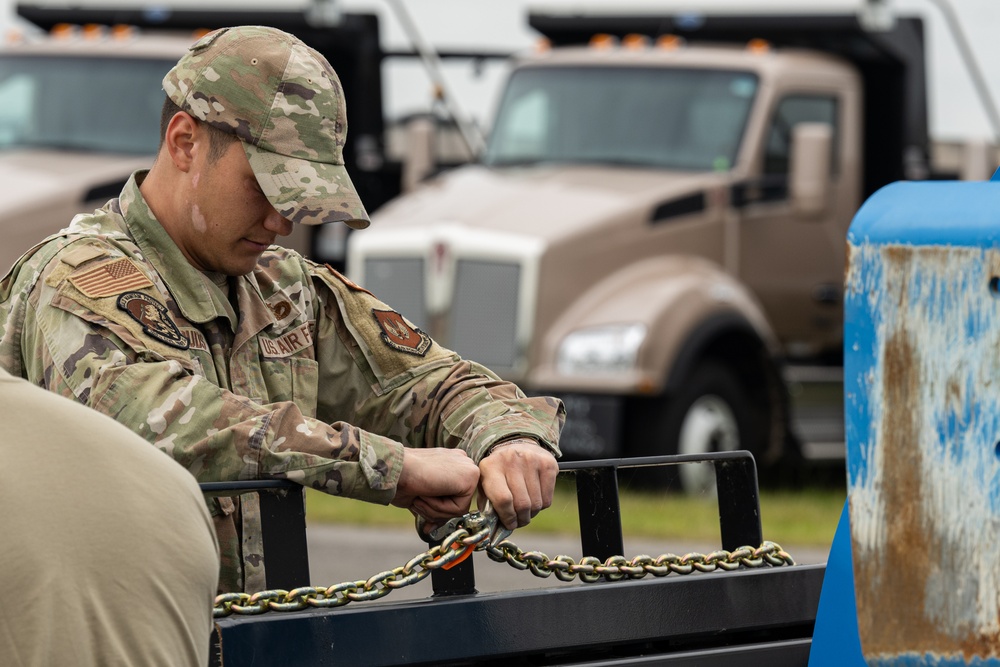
327,265,375,297
372,309,431,356
117,291,189,350
69,258,153,298
60,244,109,268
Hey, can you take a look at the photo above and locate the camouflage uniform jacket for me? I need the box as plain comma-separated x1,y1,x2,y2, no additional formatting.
0,172,564,593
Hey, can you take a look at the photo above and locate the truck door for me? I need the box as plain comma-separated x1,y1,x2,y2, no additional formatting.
736,92,845,355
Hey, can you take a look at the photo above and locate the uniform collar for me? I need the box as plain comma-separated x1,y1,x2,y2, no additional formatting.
120,171,273,331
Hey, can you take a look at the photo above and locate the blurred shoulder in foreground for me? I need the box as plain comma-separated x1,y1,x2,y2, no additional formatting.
0,367,219,666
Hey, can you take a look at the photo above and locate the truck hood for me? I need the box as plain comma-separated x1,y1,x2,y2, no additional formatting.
371,164,718,241
0,149,151,273
0,149,149,210
0,149,316,273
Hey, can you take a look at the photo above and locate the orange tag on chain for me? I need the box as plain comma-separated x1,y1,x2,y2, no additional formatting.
441,541,475,570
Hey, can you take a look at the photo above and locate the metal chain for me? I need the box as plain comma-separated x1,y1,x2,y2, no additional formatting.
213,519,795,618
482,540,794,583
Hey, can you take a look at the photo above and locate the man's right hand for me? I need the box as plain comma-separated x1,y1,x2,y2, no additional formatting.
390,448,479,532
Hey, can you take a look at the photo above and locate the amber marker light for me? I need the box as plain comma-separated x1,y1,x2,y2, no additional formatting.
535,37,551,53
50,23,75,40
110,24,136,40
622,33,650,50
81,24,104,40
589,33,617,50
636,377,658,395
747,38,771,54
656,34,684,50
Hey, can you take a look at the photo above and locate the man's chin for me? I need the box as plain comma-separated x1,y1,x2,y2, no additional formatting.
208,259,260,277
218,249,271,276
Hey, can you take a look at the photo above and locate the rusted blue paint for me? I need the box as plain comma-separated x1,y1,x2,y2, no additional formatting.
845,181,1000,665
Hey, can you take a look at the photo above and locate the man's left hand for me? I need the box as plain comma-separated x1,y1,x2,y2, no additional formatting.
478,439,559,530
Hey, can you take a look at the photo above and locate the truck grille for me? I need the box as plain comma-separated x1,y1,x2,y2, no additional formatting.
362,258,428,330
360,256,523,372
449,259,520,370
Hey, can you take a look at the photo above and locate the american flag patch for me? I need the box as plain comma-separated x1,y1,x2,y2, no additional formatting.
68,258,153,298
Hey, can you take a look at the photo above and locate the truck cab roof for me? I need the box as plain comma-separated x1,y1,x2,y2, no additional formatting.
517,41,855,76
0,29,196,58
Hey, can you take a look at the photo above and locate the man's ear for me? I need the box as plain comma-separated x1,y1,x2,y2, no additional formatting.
163,111,200,172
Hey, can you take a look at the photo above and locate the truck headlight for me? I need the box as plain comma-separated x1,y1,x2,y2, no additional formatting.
557,324,646,375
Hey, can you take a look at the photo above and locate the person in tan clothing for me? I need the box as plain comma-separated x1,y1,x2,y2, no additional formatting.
0,368,219,666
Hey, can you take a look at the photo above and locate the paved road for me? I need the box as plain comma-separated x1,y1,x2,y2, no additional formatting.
305,523,830,605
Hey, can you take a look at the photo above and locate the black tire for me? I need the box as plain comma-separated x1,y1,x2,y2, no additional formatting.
623,361,753,495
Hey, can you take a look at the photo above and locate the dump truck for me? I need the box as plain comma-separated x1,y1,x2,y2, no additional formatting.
345,10,954,493
0,4,403,272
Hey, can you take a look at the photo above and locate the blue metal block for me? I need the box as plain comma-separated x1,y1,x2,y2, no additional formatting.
845,179,1000,665
810,500,865,667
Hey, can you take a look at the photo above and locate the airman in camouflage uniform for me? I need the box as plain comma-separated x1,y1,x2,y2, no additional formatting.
0,26,563,593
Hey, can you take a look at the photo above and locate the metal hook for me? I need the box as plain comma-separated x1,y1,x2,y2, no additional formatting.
480,500,513,549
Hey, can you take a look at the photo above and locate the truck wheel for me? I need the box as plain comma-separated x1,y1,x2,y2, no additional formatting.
628,362,752,495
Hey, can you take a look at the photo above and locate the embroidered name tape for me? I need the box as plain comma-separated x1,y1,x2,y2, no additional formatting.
181,328,209,352
260,323,313,358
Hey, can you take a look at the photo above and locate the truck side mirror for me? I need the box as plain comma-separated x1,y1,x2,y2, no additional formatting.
789,122,832,219
402,115,437,192
959,138,997,181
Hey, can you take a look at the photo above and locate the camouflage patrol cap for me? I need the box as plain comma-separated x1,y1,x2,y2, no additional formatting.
163,25,370,229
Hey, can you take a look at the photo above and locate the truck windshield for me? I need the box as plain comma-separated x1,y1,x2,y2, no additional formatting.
485,66,758,171
0,55,174,154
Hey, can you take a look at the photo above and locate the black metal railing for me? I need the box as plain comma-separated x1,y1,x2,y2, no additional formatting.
201,480,310,591
206,450,823,666
202,450,764,596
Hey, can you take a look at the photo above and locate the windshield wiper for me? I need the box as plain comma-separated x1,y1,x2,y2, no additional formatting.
1,139,152,155
485,158,547,167
564,157,667,168
2,139,94,152
487,156,687,169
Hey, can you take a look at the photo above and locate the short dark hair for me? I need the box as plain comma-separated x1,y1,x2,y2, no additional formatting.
159,96,238,164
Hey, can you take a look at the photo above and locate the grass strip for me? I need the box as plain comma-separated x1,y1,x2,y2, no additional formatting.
305,483,845,547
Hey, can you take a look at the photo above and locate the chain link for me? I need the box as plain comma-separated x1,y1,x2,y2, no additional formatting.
482,540,794,583
213,520,795,618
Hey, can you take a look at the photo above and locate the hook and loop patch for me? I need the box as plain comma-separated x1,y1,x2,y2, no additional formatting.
68,257,152,298
117,291,189,350
372,309,430,356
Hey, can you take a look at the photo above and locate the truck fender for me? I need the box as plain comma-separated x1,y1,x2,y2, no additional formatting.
534,256,788,467
535,255,780,390
658,308,791,468
621,258,787,467
664,310,774,395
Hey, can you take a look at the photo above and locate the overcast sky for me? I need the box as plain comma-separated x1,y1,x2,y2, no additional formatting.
6,0,1000,141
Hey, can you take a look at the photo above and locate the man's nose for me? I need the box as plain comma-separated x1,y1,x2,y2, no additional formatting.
264,209,293,237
